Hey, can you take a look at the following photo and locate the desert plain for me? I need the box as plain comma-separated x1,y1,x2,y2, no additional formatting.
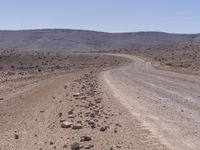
1,30,200,150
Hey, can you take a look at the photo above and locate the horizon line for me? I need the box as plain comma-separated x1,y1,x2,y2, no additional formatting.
0,28,199,35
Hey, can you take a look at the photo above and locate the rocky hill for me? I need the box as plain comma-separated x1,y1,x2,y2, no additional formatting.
0,29,199,52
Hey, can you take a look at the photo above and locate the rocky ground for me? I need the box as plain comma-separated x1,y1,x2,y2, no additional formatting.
3,48,192,150
98,40,200,75
102,54,200,150
1,39,200,150
0,49,129,82
1,50,139,150
0,51,167,150
0,68,167,150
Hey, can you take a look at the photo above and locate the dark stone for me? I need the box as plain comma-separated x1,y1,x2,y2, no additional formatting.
14,134,19,139
71,142,81,149
50,141,54,145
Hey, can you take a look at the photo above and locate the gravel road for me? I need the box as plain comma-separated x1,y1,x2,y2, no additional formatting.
102,54,200,150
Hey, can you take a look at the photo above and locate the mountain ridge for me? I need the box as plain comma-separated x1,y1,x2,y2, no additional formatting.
0,29,199,52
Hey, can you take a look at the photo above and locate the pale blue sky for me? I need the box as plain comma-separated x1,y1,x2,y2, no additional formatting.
0,0,199,33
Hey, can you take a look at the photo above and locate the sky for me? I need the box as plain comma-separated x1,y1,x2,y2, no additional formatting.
0,0,199,33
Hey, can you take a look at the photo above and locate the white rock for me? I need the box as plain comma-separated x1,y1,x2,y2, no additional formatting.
73,93,81,97
61,121,72,128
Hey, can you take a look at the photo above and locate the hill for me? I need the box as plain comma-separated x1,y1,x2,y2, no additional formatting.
0,29,199,52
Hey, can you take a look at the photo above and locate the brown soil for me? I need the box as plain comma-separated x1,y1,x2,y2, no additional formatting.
0,51,167,150
99,40,200,76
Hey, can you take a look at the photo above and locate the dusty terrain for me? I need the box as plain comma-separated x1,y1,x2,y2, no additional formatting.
1,43,200,150
0,51,167,150
102,54,200,150
0,49,127,82
101,40,200,75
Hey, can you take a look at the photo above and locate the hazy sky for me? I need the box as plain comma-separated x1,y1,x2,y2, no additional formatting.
0,0,199,33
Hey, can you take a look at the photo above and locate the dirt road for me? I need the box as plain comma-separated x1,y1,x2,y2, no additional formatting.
0,68,167,150
0,72,83,149
102,54,200,150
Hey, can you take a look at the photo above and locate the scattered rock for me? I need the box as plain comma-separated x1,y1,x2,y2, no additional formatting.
77,120,82,124
81,97,86,100
116,144,122,148
115,123,122,127
100,126,107,131
14,134,19,139
61,121,72,128
80,135,92,142
60,119,65,122
88,120,96,128
72,123,82,129
68,115,75,118
50,72,124,149
114,129,117,133
59,112,62,117
0,98,4,101
84,144,93,149
71,142,82,150
73,93,81,97
90,113,95,118
50,141,54,145
95,98,101,103
68,109,74,115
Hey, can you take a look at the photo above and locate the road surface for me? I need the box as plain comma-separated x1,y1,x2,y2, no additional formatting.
101,54,200,150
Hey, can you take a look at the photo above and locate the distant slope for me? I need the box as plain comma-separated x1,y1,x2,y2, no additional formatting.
106,40,200,75
0,29,199,52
